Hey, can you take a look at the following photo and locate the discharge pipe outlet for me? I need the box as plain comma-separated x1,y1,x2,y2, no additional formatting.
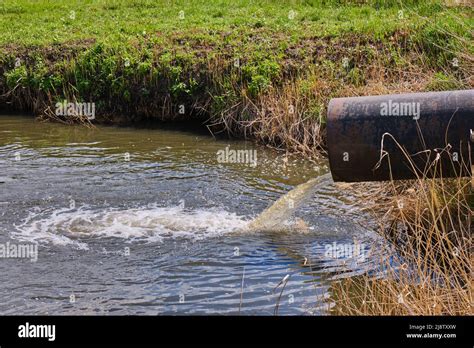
327,89,473,182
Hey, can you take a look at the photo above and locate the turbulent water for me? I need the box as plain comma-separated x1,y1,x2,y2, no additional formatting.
248,174,332,232
0,115,381,315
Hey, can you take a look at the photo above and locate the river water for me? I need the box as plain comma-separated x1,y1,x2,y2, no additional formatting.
0,115,380,315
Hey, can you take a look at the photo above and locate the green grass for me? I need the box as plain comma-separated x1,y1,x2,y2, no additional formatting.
0,0,471,45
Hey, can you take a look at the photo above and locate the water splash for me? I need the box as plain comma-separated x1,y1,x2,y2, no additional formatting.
12,205,250,249
248,173,332,232
12,174,332,248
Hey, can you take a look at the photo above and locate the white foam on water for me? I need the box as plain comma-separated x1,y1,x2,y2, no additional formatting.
12,204,250,249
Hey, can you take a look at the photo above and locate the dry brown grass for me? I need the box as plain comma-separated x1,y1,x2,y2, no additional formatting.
212,63,451,157
329,150,472,315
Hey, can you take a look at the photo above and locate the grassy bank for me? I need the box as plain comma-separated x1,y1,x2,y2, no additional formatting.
0,0,472,154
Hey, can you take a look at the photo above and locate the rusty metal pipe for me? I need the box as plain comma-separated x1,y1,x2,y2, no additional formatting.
327,90,473,182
